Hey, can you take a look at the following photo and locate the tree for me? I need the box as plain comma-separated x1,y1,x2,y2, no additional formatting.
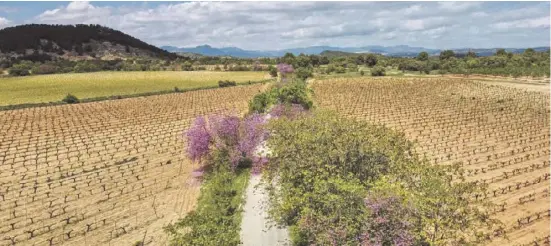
371,66,386,76
417,51,429,61
308,55,320,67
296,54,311,68
182,61,193,71
495,48,507,56
319,56,330,65
523,48,535,56
281,52,296,66
466,50,477,58
268,65,278,77
439,50,455,60
295,67,313,81
365,54,377,67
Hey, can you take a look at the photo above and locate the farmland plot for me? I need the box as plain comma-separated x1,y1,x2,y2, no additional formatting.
0,71,268,106
0,84,264,245
313,78,550,245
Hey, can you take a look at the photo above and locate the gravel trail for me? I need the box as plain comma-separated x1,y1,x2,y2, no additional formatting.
240,174,290,246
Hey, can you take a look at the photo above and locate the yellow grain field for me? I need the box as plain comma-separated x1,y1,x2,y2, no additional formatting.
0,71,269,105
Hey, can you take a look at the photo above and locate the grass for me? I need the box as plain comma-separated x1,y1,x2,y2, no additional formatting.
0,71,268,106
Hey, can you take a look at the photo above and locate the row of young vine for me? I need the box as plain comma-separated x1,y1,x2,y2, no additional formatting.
166,68,499,245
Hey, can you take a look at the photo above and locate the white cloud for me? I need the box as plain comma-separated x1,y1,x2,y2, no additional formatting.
492,16,551,30
30,1,550,49
37,1,111,24
438,2,480,12
0,16,11,27
404,20,425,31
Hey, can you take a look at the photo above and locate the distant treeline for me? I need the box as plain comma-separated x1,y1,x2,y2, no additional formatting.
2,45,549,78
288,49,551,77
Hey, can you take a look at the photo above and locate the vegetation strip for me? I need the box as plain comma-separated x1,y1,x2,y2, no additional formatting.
164,164,250,245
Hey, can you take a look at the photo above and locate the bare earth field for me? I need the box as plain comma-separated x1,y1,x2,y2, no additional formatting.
313,77,550,245
0,84,264,245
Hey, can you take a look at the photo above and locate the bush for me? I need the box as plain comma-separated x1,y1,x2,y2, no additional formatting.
335,66,346,73
263,111,497,245
218,80,237,87
164,152,250,246
31,64,59,75
249,81,313,114
360,70,365,76
249,91,274,113
268,65,278,77
73,62,100,73
294,67,313,81
371,66,386,76
62,94,80,104
8,67,30,76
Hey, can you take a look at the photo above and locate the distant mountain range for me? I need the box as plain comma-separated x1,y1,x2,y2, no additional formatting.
161,44,550,58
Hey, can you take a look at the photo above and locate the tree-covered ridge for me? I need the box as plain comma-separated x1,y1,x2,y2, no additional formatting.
0,24,176,59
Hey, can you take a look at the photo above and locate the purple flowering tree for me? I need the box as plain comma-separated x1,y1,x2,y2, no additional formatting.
185,116,211,163
184,113,269,173
277,63,294,82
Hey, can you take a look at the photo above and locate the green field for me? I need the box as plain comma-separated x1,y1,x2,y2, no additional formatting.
0,71,268,106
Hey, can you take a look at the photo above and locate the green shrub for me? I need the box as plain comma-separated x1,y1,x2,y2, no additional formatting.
218,80,237,87
360,70,365,76
335,66,346,73
294,67,313,81
248,81,313,114
249,91,274,113
31,64,59,75
263,111,497,245
371,66,386,76
268,65,278,77
62,94,80,104
273,82,313,110
8,67,30,76
164,151,249,246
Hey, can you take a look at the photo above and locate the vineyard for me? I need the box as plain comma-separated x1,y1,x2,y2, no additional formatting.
312,77,550,245
0,84,264,245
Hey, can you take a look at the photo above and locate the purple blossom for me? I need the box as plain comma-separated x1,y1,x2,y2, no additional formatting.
184,116,211,163
208,114,240,147
269,103,307,119
277,63,294,79
361,195,416,246
183,113,270,172
239,113,267,156
251,156,269,174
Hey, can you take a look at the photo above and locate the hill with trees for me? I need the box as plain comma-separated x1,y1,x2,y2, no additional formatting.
0,24,177,62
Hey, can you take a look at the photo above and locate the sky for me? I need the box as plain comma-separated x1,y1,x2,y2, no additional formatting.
0,1,549,50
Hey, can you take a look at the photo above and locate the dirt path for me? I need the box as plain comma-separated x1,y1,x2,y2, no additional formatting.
240,175,290,246
478,79,550,94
